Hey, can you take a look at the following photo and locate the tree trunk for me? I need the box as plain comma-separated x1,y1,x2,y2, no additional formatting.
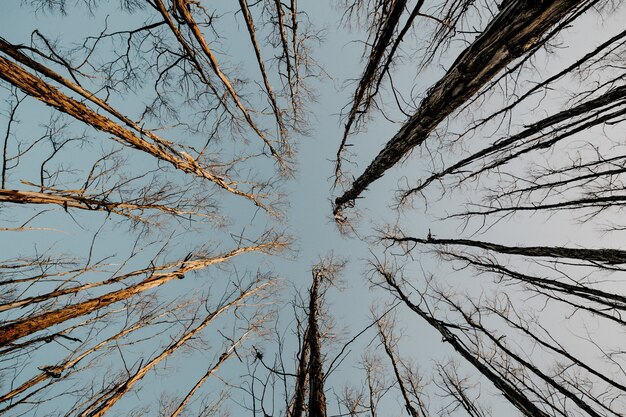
334,0,588,215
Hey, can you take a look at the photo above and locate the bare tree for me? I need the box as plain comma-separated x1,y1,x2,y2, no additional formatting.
7,0,626,416
0,1,312,415
237,257,347,417
333,0,599,217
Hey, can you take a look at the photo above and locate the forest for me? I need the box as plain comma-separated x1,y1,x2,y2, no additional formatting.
1,0,626,416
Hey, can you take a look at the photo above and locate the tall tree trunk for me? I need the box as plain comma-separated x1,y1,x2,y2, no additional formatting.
334,0,588,216
289,325,309,417
307,270,327,417
79,283,269,417
386,235,626,264
0,244,273,346
0,55,269,211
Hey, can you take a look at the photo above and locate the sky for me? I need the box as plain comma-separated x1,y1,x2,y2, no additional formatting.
2,1,626,416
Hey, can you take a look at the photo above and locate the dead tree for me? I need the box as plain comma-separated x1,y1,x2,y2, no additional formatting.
329,4,626,412
333,0,595,217
0,2,310,415
375,228,626,416
75,281,271,417
239,258,346,417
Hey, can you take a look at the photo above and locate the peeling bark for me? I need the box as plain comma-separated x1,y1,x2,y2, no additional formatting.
0,307,173,403
0,188,202,223
0,38,177,154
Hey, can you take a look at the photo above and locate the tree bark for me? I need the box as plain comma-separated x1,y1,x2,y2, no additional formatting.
0,56,270,211
307,270,327,417
334,0,587,215
387,235,626,264
79,283,268,417
0,244,273,346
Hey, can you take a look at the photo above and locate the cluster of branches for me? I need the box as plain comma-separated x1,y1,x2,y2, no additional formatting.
333,0,606,215
329,0,626,416
240,259,342,417
372,232,626,416
241,256,471,417
6,0,626,415
0,0,315,415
